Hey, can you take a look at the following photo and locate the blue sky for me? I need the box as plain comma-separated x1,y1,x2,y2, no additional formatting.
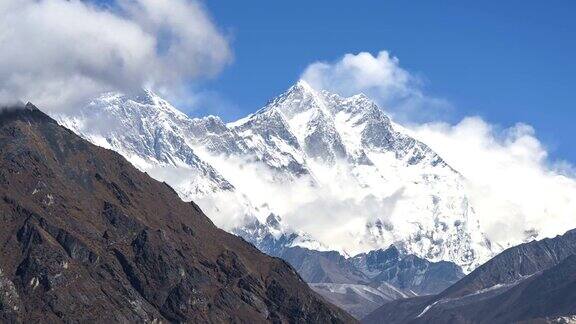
189,0,576,162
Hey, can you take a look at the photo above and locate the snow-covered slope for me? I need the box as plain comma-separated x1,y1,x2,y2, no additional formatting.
53,82,495,271
55,90,233,198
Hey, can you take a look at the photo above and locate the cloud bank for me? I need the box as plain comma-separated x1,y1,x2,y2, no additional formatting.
302,51,576,248
0,0,231,111
195,152,405,256
409,118,576,247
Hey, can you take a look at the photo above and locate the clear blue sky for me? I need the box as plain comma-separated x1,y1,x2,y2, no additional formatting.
191,0,575,163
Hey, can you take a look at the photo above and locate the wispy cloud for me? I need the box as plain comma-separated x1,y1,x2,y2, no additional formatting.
0,0,231,111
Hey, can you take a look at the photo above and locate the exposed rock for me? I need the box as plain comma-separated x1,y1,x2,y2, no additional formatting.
244,239,463,319
310,282,414,320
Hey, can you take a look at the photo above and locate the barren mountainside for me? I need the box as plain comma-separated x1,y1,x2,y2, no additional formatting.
0,104,355,323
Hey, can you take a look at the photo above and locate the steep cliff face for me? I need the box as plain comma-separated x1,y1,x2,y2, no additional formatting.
0,104,356,323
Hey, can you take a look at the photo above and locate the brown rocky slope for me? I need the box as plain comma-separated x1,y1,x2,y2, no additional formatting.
0,103,356,323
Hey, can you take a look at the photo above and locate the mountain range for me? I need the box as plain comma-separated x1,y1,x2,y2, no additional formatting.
2,85,575,322
51,80,504,317
54,81,494,270
363,228,576,323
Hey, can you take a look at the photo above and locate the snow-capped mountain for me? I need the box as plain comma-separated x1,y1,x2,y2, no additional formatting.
53,89,324,255
228,80,493,270
53,81,495,271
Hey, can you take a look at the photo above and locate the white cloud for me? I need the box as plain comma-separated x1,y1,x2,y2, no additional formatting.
301,51,450,122
408,118,576,247
0,0,231,111
195,152,404,255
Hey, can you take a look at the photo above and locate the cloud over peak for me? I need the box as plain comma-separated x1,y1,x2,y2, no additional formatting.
301,50,450,122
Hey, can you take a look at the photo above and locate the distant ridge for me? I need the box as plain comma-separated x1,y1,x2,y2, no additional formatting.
363,228,576,323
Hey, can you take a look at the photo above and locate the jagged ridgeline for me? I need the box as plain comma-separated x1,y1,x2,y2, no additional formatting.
54,82,494,272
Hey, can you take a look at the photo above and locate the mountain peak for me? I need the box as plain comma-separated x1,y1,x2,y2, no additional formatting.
92,89,188,121
127,88,160,105
268,79,331,119
348,92,372,103
292,80,373,106
294,79,315,92
283,81,378,118
0,101,38,112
